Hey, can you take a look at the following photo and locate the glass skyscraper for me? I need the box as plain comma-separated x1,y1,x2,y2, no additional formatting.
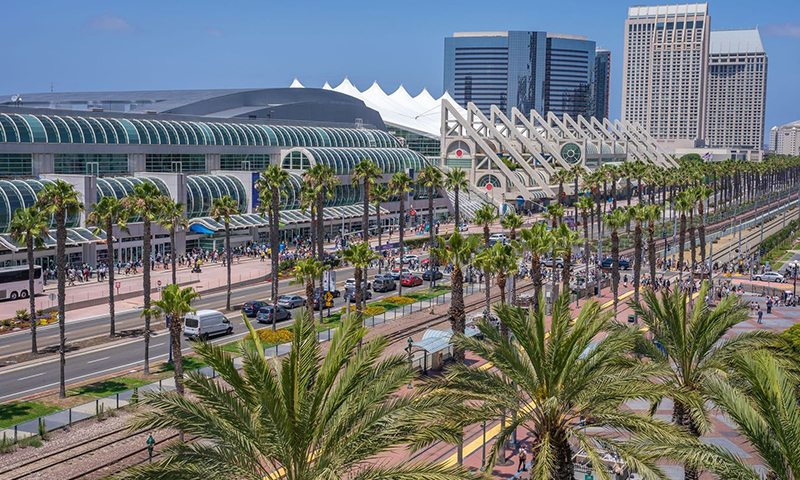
444,31,596,118
594,49,611,119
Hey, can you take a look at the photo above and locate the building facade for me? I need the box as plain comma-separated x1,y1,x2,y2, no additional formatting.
621,3,711,147
705,29,768,150
594,49,611,119
770,122,800,156
444,31,596,118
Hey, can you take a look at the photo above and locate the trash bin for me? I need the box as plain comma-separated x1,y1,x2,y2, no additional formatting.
627,314,635,324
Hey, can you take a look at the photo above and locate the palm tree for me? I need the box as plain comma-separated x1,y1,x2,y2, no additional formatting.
290,258,326,310
445,167,469,228
474,242,518,338
352,158,383,242
543,203,565,229
673,192,693,281
209,195,239,312
644,204,662,287
551,167,570,206
87,197,127,338
142,284,199,395
37,180,83,397
430,295,692,479
629,283,783,480
154,200,185,286
256,165,290,319
305,164,340,317
431,231,481,364
389,172,414,297
553,223,579,294
703,351,800,479
500,211,523,241
518,222,553,311
569,165,584,220
123,313,471,480
629,204,648,316
9,207,49,353
474,203,498,308
605,208,628,314
342,242,378,323
370,183,389,273
576,196,595,300
418,166,443,280
122,182,165,375
693,185,712,280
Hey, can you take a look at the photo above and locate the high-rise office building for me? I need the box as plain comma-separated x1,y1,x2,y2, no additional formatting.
594,49,611,119
444,31,596,118
770,122,800,155
621,4,711,147
705,29,767,149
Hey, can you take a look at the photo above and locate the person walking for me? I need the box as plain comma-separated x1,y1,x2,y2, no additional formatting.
757,305,763,324
517,446,528,472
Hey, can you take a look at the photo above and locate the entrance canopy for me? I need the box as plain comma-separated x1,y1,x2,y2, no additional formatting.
0,227,105,253
187,204,390,233
413,323,481,354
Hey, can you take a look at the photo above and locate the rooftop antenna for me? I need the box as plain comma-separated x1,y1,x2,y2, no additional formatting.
50,82,54,93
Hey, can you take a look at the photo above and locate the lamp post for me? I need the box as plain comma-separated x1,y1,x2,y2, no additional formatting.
792,262,798,303
480,420,487,471
405,337,413,389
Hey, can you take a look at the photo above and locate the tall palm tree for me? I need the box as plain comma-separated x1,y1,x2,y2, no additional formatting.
500,211,523,241
518,222,553,311
693,185,713,280
629,283,783,480
543,203,565,229
209,195,239,312
430,296,693,479
576,196,595,300
628,204,648,319
445,167,469,228
305,164,340,317
686,188,698,273
123,313,471,480
474,242,518,339
703,351,800,480
10,207,49,353
553,223,579,294
569,165,584,220
431,231,481,364
154,199,185,286
370,183,389,273
290,258,326,310
605,208,628,314
673,192,694,281
418,165,444,290
122,182,165,375
389,172,414,297
37,180,83,397
142,284,199,395
551,167,570,206
342,242,378,323
644,204,662,287
352,158,383,242
256,165,290,320
87,197,127,337
474,203,498,308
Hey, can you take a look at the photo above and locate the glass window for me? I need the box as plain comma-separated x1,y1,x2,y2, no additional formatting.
116,119,140,144
84,117,108,143
95,118,119,144
71,117,96,143
9,114,32,143
139,120,161,144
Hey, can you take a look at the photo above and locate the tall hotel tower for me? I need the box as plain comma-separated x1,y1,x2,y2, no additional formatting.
621,4,711,147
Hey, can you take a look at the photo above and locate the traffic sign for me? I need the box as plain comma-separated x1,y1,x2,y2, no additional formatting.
48,293,55,302
324,292,333,302
516,195,524,206
409,209,417,216
115,281,121,289
157,280,162,287
485,184,493,191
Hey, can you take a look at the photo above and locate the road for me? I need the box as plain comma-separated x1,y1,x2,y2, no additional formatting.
0,265,444,403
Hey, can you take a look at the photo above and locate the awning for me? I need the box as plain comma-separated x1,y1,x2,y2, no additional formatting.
413,324,481,354
187,205,391,233
0,227,105,253
190,224,215,234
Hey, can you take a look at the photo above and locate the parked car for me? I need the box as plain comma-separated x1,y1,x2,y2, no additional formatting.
402,254,419,264
344,278,371,290
422,269,443,281
256,305,291,324
489,233,506,245
391,268,412,280
401,274,423,287
373,276,397,292
753,271,785,283
600,258,631,270
542,258,565,268
344,289,372,302
312,295,335,310
184,310,233,340
277,295,305,309
241,300,268,317
314,287,341,298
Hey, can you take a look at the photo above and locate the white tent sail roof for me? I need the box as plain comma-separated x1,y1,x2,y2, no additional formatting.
287,79,466,139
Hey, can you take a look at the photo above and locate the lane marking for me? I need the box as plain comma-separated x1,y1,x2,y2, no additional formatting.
17,372,45,381
151,343,165,348
86,356,110,365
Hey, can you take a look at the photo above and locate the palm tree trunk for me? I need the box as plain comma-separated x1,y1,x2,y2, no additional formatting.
376,208,382,273
583,212,590,300
483,226,490,313
271,186,280,332
648,225,657,288
305,279,314,311
497,274,509,339
354,266,363,324
698,203,707,280
450,265,466,363
633,222,642,318
170,225,177,286
554,432,575,480
453,185,461,229
611,229,620,314
171,313,184,395
143,218,151,375
689,210,696,273
27,237,37,354
532,254,542,309
398,195,406,297
57,212,66,398
561,255,571,295
428,185,435,292
678,214,687,282
225,222,231,311
107,218,116,337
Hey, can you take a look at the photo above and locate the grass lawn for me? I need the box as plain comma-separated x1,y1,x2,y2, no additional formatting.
158,355,208,373
0,401,60,429
68,377,152,399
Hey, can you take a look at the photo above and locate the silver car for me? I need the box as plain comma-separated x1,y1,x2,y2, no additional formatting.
753,271,785,283
277,295,305,308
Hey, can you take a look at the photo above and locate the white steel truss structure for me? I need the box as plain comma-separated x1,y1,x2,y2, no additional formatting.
440,100,676,204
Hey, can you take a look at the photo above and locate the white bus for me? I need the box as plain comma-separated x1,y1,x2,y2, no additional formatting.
0,265,43,300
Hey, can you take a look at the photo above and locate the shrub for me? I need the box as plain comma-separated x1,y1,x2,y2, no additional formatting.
245,328,293,345
1,319,10,328
338,305,386,317
14,310,30,323
782,323,800,354
382,296,415,306
278,258,297,273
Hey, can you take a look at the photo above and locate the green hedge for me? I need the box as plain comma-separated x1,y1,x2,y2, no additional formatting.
761,220,798,265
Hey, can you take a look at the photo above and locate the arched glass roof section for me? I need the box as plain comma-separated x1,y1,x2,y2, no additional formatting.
0,112,400,149
185,175,247,218
284,147,428,176
0,179,80,233
96,177,170,202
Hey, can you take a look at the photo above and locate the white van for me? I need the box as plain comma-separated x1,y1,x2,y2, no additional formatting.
183,310,233,340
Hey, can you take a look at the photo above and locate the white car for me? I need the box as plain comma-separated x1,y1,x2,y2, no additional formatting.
489,233,506,243
344,278,371,290
402,254,420,264
753,271,785,283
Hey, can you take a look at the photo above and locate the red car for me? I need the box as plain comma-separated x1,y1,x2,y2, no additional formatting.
401,274,423,287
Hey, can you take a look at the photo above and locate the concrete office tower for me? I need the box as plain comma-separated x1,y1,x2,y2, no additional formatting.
770,122,800,155
444,31,595,117
706,29,768,149
622,4,711,147
594,49,611,119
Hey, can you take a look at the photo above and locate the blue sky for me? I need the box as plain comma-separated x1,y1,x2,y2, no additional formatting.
4,0,800,135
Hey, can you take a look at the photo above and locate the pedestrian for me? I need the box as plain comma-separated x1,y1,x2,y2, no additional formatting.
757,305,763,324
517,447,527,472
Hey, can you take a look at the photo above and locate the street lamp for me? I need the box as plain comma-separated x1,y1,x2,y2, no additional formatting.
792,262,798,303
406,337,413,389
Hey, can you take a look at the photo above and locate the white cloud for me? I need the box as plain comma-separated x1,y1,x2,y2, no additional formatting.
204,27,224,38
763,23,800,38
83,14,134,33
